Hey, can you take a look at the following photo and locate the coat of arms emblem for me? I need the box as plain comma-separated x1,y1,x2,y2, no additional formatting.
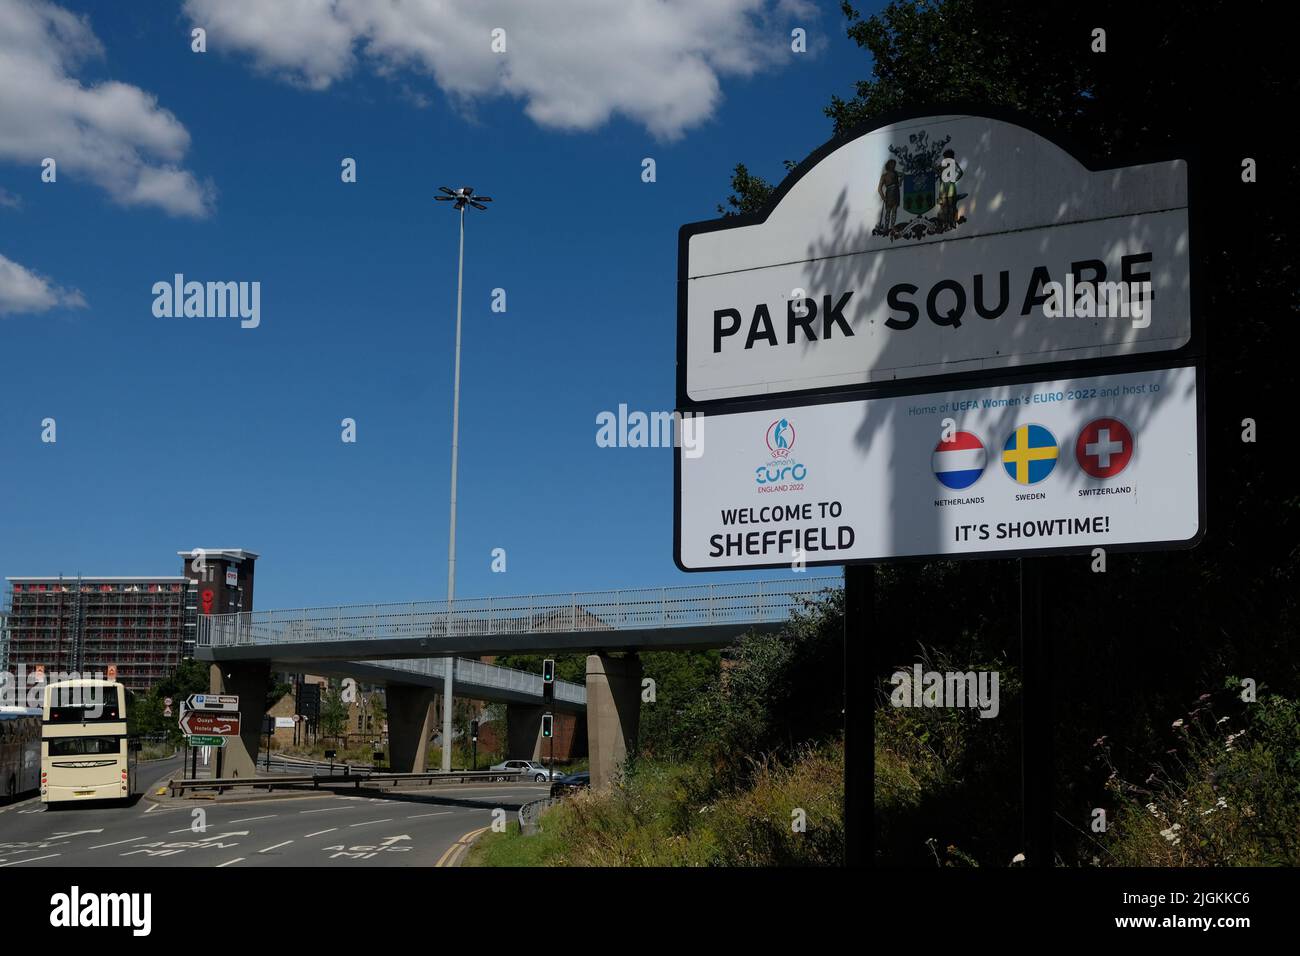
874,130,966,241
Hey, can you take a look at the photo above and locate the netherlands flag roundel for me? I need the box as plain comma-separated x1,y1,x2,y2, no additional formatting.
932,430,987,490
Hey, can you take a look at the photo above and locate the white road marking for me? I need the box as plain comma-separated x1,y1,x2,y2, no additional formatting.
301,806,354,814
303,828,337,838
216,857,244,867
0,854,60,867
89,837,147,849
259,841,294,853
229,814,277,824
349,818,393,827
406,811,453,819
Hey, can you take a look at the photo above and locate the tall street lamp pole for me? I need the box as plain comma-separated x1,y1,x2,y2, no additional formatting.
435,185,491,772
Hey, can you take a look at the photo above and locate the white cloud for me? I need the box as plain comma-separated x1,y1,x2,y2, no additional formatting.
0,0,214,217
185,0,808,140
0,186,20,209
0,253,86,315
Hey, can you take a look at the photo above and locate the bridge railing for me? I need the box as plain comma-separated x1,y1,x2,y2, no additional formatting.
373,656,586,705
197,577,841,650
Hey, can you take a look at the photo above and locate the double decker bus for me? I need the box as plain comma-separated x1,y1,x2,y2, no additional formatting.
0,706,42,799
41,679,139,804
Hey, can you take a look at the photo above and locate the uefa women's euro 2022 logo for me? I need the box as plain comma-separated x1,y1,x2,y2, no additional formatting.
766,417,795,457
756,418,807,493
874,130,966,242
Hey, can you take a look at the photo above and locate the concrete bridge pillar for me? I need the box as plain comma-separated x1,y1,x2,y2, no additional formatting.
586,653,642,789
208,661,270,779
506,704,544,761
386,684,437,773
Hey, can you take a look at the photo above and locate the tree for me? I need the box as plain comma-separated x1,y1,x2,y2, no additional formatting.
127,659,210,740
495,653,585,684
265,679,293,713
320,678,348,739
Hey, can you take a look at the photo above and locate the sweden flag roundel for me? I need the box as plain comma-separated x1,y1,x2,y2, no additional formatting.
1002,424,1059,485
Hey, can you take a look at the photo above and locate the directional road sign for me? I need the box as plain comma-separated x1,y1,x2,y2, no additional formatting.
179,711,241,737
185,694,239,713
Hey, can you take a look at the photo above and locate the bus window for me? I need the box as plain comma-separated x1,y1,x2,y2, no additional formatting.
46,700,122,723
48,736,123,756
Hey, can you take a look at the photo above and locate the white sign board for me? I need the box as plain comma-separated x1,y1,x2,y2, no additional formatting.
680,114,1191,405
676,365,1202,569
226,567,238,587
275,717,295,729
185,694,239,712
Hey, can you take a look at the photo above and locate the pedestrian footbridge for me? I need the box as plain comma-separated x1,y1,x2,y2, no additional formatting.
196,578,840,661
192,577,841,785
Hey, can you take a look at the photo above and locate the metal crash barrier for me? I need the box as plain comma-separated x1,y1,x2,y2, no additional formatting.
168,768,525,797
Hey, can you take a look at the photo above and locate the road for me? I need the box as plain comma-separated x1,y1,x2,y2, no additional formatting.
0,756,546,868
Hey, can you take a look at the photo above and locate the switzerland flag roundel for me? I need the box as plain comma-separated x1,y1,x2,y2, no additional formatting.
1075,418,1134,479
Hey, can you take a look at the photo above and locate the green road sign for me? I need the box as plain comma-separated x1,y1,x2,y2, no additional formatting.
188,735,226,748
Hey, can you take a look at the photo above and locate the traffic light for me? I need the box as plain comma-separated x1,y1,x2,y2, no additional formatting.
541,712,553,738
543,658,555,703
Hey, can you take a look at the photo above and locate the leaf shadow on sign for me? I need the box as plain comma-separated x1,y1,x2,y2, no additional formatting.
796,138,1187,558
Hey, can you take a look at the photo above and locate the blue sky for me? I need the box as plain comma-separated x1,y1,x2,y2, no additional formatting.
0,0,871,608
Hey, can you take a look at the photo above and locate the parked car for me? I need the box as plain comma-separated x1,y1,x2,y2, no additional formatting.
488,759,559,782
550,770,590,798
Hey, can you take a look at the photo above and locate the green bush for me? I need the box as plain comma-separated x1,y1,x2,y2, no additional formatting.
1094,691,1300,866
873,645,1021,866
468,741,844,867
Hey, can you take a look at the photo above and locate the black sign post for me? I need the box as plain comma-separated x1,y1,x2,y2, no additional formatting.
845,565,871,868
1020,558,1053,866
542,712,554,780
542,661,556,778
263,714,274,773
